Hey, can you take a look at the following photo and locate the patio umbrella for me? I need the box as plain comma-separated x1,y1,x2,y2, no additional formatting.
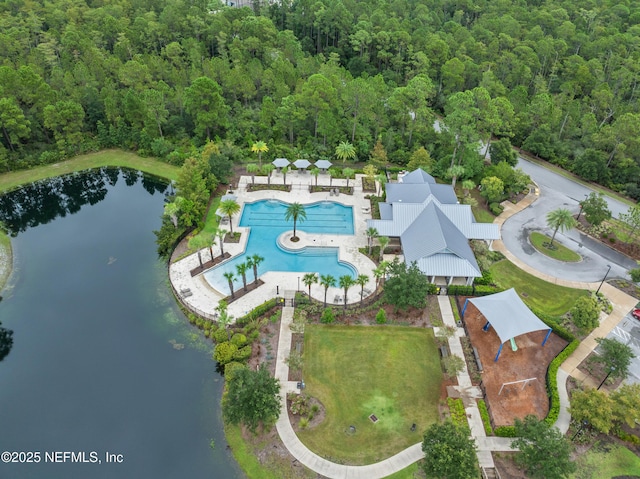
272,158,290,168
293,159,311,169
215,193,237,217
314,159,332,170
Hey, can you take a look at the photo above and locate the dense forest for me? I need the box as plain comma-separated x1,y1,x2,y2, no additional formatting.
1,0,640,199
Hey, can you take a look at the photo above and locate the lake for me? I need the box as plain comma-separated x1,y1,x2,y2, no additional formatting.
0,168,243,479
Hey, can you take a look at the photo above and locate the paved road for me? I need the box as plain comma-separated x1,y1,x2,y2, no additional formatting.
499,157,636,283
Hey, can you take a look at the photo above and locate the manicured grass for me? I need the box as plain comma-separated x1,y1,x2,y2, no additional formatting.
472,206,496,224
490,260,588,316
299,325,442,465
224,423,282,479
529,232,582,262
190,196,221,245
0,150,180,193
0,230,12,291
571,443,640,478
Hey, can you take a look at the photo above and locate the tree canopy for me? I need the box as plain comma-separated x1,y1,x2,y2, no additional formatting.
1,0,640,199
222,365,281,432
421,420,479,479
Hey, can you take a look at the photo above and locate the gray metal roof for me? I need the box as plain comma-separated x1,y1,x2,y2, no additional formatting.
293,159,311,168
314,159,332,169
400,203,480,276
399,168,436,184
365,168,501,278
386,183,457,205
417,255,481,277
468,289,551,344
272,158,290,167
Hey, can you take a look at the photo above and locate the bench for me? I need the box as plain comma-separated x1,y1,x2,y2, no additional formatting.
473,346,483,372
439,345,449,358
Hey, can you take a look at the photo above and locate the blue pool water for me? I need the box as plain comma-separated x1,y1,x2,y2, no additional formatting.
204,200,356,294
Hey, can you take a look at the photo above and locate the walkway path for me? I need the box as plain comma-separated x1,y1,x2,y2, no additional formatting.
272,292,516,478
493,190,638,425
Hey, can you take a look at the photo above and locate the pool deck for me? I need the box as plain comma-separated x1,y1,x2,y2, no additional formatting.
168,172,378,320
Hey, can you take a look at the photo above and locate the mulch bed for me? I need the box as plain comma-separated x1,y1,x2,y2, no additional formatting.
223,279,265,304
189,252,231,276
459,298,568,427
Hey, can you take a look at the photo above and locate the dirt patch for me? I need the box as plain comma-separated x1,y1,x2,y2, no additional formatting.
460,299,568,427
493,452,528,478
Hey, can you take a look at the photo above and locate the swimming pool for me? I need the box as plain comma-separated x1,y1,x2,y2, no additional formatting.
204,200,356,295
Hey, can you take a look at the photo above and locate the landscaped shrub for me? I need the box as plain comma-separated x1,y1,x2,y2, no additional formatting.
213,341,238,366
474,270,494,285
231,333,247,348
478,400,493,435
289,394,309,415
489,202,504,215
232,345,252,361
224,361,246,380
375,308,387,324
545,340,580,427
321,307,335,324
236,298,277,325
570,296,600,332
213,327,229,343
494,425,516,437
447,398,468,430
630,268,640,283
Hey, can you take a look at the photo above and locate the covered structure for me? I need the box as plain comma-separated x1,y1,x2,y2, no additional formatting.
272,158,290,171
367,168,499,285
461,288,553,361
215,193,238,217
293,159,311,171
314,159,332,172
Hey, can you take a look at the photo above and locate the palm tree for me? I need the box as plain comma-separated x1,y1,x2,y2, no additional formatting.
188,235,208,267
447,165,465,189
343,167,355,188
356,274,369,304
546,208,577,247
335,141,357,164
246,163,260,185
310,167,320,187
249,254,264,284
208,235,216,262
262,164,275,185
320,274,336,308
164,201,180,227
251,140,269,165
302,272,318,297
219,199,240,233
223,271,236,299
366,227,378,255
236,262,249,291
284,202,307,241
328,168,339,187
216,228,228,256
339,275,355,312
461,179,475,198
373,261,389,288
378,236,390,262
282,166,288,185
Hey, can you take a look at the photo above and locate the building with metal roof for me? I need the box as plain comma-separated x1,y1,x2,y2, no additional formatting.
367,169,500,285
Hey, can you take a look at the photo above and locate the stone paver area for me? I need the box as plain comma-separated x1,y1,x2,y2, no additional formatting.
169,172,376,319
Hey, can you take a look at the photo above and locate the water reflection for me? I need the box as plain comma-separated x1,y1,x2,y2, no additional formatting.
0,167,168,235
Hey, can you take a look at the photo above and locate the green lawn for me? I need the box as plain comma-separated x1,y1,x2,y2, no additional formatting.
571,443,640,478
490,260,588,316
529,232,582,262
299,325,442,465
0,150,180,193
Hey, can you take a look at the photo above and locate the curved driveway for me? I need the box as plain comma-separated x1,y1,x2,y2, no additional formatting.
501,158,636,282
